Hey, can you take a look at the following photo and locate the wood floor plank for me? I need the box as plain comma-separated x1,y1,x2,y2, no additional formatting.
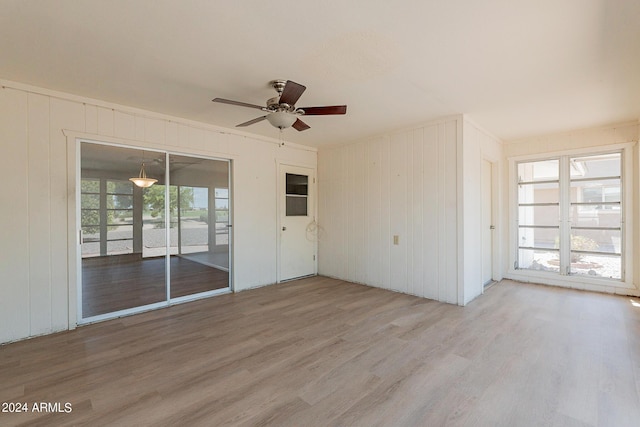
1,277,640,426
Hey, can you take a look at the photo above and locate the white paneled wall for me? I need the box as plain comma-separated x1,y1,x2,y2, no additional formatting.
318,118,462,304
318,116,504,305
0,81,316,344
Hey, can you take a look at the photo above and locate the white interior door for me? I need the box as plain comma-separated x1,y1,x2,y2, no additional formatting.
481,159,494,286
279,164,316,281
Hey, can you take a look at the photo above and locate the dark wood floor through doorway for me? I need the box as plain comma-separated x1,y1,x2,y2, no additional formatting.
82,254,228,317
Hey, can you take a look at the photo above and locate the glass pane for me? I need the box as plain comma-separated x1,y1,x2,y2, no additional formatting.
286,173,308,195
518,205,558,227
174,186,209,255
215,210,229,222
108,209,134,225
80,143,166,318
82,242,100,258
81,193,100,208
81,227,100,242
570,230,621,254
570,205,621,228
143,184,166,258
106,239,133,256
569,152,620,179
81,142,167,319
570,179,620,203
107,225,132,241
81,179,100,193
286,196,308,216
107,180,133,194
215,198,229,210
570,253,621,279
107,194,133,209
518,249,560,273
216,225,229,246
169,155,229,299
518,182,559,205
81,209,100,228
517,159,559,182
518,227,559,250
215,188,228,198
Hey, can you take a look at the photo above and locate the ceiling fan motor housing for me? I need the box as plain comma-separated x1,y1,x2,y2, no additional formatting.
212,79,346,131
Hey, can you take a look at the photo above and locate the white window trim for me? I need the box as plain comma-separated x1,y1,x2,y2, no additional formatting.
507,142,636,292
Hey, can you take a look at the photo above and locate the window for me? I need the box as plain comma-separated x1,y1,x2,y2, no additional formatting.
80,178,134,257
214,188,229,245
285,173,308,216
516,151,623,280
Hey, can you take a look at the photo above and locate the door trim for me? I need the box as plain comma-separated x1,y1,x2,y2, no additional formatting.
69,135,234,326
276,161,318,283
481,158,495,289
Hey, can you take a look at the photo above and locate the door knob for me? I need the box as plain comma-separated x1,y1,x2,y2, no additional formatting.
490,225,495,230
282,226,287,231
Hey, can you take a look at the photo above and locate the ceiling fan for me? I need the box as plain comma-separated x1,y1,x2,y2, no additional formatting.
212,80,347,132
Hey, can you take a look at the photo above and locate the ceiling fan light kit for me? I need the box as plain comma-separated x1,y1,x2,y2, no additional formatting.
266,111,298,129
212,79,347,132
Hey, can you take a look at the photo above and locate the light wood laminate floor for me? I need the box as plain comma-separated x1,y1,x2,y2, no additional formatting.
1,277,639,426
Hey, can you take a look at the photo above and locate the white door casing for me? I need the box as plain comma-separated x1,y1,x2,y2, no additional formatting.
481,159,494,285
278,164,317,282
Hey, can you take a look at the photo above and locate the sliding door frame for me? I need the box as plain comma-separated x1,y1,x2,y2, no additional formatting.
72,137,232,325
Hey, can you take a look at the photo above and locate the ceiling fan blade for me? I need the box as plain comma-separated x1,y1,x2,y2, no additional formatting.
236,116,267,127
292,118,310,131
299,105,347,115
212,98,265,110
279,80,306,106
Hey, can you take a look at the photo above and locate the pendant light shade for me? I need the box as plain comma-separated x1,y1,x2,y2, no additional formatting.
129,162,157,188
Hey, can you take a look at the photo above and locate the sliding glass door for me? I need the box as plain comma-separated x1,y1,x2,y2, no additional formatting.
79,142,231,322
169,154,230,300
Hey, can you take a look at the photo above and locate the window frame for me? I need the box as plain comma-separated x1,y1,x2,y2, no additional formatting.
508,143,635,291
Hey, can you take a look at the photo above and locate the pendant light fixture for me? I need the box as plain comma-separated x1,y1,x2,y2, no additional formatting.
129,152,157,188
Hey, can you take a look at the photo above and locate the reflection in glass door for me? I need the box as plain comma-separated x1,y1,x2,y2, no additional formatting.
81,143,167,318
80,142,231,322
169,154,230,300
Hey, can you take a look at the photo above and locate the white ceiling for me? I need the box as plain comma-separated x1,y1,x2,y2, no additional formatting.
1,0,639,147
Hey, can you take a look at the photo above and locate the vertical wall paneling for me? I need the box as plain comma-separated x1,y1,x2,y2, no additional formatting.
134,116,145,141
114,111,136,140
348,143,365,283
144,118,165,144
380,137,391,290
422,124,439,300
27,93,52,335
318,118,463,303
50,98,85,330
0,80,318,344
445,120,459,304
436,122,448,302
165,121,178,147
366,139,381,287
389,132,407,293
188,126,205,150
339,146,349,279
411,128,424,297
85,104,98,134
177,124,190,148
461,120,483,304
0,88,30,342
97,107,114,137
